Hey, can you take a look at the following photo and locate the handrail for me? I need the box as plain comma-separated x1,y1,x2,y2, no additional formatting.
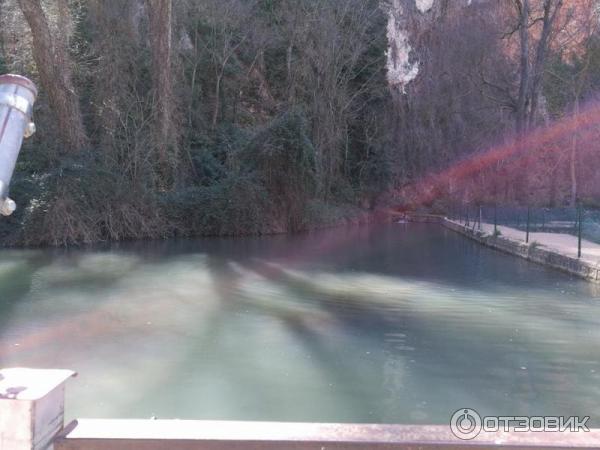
54,419,600,450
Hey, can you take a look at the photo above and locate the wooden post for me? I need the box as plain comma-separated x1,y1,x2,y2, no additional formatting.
0,368,76,450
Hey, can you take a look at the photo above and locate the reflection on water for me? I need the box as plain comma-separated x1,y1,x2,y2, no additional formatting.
1,223,600,424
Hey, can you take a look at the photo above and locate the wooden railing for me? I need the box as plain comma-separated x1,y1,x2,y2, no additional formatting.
3,368,600,450
54,419,600,450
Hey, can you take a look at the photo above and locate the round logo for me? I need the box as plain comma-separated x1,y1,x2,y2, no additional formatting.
450,408,482,440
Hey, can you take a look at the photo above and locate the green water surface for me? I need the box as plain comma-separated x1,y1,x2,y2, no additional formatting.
1,223,599,424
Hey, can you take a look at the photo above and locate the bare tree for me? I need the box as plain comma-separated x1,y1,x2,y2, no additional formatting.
528,0,564,129
515,0,531,136
146,0,176,174
507,0,564,135
17,0,87,152
87,1,148,172
289,0,386,195
193,0,254,129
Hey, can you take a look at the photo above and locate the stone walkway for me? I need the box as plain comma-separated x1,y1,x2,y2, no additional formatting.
474,222,600,264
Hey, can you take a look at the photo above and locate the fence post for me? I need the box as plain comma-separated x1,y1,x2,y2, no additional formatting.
526,206,530,244
578,204,583,259
494,204,498,236
541,209,546,232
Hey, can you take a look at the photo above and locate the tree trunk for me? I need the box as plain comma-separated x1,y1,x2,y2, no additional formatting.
287,42,295,102
146,0,174,171
17,0,87,153
55,0,71,50
570,91,580,207
515,0,530,137
212,71,222,129
528,0,563,129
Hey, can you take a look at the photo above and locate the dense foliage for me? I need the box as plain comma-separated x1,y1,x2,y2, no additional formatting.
0,0,394,245
0,0,599,245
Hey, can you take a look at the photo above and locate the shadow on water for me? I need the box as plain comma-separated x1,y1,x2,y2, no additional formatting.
283,316,381,417
2,222,600,422
217,244,600,422
0,251,48,338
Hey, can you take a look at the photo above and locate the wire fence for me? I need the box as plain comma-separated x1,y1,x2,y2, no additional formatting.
446,204,600,258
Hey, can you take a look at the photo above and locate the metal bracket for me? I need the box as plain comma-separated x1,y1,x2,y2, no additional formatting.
0,91,33,117
0,198,16,216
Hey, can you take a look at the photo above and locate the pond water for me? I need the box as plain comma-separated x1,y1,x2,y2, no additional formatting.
1,223,600,425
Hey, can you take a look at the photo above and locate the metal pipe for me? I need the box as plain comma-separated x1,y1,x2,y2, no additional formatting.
0,74,37,216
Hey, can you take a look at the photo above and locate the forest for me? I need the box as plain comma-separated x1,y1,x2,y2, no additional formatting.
0,0,598,246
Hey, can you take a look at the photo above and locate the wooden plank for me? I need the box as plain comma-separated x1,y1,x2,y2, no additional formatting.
55,419,600,450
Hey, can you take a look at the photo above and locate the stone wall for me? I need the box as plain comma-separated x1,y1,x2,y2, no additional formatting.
442,218,600,283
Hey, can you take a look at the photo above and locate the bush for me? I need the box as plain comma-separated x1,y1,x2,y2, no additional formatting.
5,158,168,246
162,173,270,237
305,199,364,228
242,110,316,231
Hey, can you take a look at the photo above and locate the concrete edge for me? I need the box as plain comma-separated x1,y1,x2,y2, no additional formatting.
53,419,600,449
439,218,600,283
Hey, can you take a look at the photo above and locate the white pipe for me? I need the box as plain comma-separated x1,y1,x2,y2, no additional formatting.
0,74,37,216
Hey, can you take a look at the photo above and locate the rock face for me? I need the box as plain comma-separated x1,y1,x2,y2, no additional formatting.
415,0,434,13
385,0,475,92
385,0,436,91
385,0,420,91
